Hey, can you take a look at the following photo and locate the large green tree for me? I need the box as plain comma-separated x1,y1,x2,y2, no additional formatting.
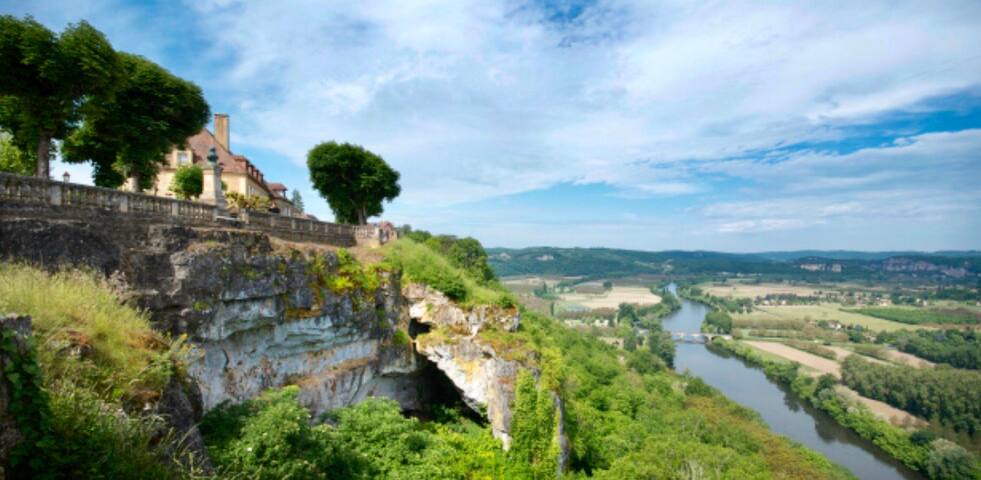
0,16,118,178
62,52,209,190
0,130,32,175
307,141,400,225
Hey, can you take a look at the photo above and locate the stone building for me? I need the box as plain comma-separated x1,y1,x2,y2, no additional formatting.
153,113,299,217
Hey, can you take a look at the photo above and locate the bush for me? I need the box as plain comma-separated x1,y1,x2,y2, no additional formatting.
169,164,203,200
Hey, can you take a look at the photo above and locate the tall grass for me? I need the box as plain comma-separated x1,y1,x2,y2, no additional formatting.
0,263,175,403
382,239,514,307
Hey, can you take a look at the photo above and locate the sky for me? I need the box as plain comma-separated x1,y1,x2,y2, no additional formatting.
4,0,981,251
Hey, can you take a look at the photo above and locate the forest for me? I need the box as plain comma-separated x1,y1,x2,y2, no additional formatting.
877,329,981,369
840,355,981,437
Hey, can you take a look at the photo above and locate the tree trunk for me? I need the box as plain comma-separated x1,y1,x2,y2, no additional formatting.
129,173,141,192
35,134,51,179
357,207,367,225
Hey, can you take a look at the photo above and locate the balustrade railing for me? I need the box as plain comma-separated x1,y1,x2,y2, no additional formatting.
0,172,379,246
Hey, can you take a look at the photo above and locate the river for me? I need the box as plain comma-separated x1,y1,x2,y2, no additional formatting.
661,284,921,480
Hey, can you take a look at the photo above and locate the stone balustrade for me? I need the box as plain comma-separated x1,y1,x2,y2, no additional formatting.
0,172,385,247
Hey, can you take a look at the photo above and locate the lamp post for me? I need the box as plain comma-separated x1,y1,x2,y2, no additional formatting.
62,171,70,183
208,146,227,213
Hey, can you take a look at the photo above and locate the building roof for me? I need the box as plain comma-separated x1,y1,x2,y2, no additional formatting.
184,128,276,196
268,182,288,197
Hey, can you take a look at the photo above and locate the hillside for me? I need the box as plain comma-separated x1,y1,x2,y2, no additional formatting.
488,247,981,282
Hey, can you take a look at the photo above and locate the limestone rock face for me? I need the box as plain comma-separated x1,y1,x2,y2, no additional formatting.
405,284,521,448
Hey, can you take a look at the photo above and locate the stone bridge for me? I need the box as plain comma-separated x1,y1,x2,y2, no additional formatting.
0,172,390,247
670,332,732,343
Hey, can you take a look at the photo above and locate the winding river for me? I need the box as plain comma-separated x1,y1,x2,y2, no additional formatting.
662,284,921,480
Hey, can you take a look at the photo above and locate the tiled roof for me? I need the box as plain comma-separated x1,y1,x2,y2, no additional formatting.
184,129,270,195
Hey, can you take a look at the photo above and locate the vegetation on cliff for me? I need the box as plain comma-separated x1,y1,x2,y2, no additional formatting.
0,263,193,478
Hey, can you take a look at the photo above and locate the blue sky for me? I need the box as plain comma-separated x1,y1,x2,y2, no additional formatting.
5,0,981,251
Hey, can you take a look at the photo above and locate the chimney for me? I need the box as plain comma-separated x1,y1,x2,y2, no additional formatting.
214,114,230,152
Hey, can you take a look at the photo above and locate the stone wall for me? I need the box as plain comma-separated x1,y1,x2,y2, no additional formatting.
0,172,376,247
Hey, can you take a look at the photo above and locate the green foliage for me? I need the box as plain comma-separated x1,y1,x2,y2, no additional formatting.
509,370,559,479
0,16,119,177
704,310,733,333
0,129,31,174
877,328,981,369
0,263,178,404
847,306,980,325
0,264,195,478
925,439,978,480
200,386,366,479
840,355,981,436
168,164,203,200
383,239,514,306
307,141,400,224
1,324,53,477
713,338,981,478
62,52,209,190
786,339,838,360
225,191,271,211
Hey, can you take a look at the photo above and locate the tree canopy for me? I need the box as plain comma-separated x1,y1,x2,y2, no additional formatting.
169,164,203,200
307,141,400,224
62,52,209,190
0,16,118,178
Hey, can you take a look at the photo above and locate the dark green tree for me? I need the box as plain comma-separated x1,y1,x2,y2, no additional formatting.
0,16,118,178
62,52,209,190
307,141,400,224
169,164,203,200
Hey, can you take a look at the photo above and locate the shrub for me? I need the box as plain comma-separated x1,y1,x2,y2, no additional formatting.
169,164,203,200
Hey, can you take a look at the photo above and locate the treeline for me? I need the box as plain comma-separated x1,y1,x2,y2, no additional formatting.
678,285,753,313
877,329,981,370
0,15,209,186
840,355,981,436
714,339,979,479
846,306,980,325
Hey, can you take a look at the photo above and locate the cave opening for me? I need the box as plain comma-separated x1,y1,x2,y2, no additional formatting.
408,317,431,339
407,355,486,426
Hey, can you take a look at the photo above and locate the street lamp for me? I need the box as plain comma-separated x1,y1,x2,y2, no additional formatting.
62,171,70,183
208,146,227,213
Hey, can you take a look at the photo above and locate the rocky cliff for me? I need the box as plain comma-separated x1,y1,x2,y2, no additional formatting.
0,218,523,446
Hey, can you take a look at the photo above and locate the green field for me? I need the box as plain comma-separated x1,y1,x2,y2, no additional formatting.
734,304,926,332
846,306,980,325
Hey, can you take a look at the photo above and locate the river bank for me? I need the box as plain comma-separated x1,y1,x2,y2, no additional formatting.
662,284,924,479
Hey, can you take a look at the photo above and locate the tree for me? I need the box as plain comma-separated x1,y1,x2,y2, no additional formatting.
0,16,118,178
307,141,400,224
0,130,31,174
169,164,203,200
62,52,209,190
290,190,304,212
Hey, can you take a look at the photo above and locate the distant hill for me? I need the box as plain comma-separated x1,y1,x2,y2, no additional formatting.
488,247,981,282
751,250,981,262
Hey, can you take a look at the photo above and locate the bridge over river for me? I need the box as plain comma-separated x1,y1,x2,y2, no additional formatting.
669,332,731,343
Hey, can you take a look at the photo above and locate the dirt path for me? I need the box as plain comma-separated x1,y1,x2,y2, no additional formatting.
836,386,926,427
744,340,841,377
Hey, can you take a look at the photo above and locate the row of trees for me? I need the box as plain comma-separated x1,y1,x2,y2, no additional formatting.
877,329,981,370
840,355,981,437
0,15,209,188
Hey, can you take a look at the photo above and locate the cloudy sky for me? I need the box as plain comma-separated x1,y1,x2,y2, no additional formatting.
7,0,981,251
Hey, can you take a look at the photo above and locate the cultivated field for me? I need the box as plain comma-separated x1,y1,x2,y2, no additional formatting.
558,286,661,310
734,304,923,332
744,340,841,377
702,282,822,299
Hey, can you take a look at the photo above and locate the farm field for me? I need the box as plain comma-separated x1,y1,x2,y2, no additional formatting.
557,285,661,310
702,282,823,299
744,340,841,377
742,341,928,426
734,304,924,332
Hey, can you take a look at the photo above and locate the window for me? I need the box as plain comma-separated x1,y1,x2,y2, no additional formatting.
177,151,189,166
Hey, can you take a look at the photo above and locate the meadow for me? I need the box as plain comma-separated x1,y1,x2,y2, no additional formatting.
735,304,925,332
